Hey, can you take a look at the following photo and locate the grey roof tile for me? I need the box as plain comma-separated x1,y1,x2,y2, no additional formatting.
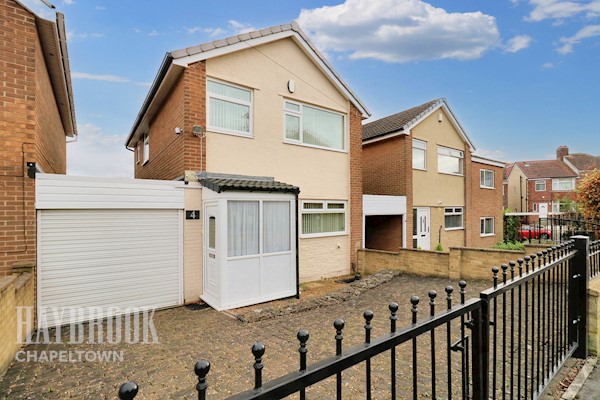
200,42,216,52
201,177,300,194
363,99,441,141
213,39,228,48
226,36,240,45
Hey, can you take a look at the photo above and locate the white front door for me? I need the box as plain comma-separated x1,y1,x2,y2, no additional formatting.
203,203,220,302
414,207,431,250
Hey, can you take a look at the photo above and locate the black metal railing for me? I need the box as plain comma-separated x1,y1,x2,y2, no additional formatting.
590,239,600,279
117,237,592,400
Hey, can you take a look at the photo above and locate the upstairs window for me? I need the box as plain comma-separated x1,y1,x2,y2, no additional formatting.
143,134,149,164
438,146,464,175
480,169,494,188
535,180,546,191
284,101,345,151
207,79,252,137
552,178,575,191
412,139,427,170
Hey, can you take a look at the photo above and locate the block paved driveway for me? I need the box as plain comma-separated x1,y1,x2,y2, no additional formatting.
0,275,490,399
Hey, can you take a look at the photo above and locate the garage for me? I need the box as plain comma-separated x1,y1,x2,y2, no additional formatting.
36,174,184,328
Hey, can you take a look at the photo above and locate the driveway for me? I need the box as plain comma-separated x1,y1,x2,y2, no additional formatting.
1,275,489,399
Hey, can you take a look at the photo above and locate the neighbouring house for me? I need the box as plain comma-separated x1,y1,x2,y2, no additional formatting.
124,22,369,310
0,0,76,277
362,98,504,252
505,146,592,219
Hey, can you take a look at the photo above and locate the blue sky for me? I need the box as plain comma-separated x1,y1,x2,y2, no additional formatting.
22,0,600,177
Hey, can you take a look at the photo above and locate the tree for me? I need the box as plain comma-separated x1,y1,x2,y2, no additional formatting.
577,170,600,219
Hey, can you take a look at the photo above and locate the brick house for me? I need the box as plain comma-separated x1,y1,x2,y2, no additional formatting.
362,99,504,252
0,0,76,276
505,146,594,219
124,22,369,310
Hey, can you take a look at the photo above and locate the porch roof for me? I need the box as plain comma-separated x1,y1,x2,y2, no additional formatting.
200,177,300,194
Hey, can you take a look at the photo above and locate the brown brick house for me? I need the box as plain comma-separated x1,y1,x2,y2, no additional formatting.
0,0,76,276
362,99,504,251
124,22,369,309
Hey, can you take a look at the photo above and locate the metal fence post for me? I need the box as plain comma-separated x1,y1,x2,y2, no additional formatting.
471,299,489,399
571,236,590,359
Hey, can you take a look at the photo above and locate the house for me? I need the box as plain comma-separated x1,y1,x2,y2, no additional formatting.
362,99,504,252
505,146,593,218
124,22,370,310
0,0,76,277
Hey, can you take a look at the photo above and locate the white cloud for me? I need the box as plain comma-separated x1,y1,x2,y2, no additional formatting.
474,148,508,162
71,72,131,83
63,0,74,5
67,31,104,40
505,34,533,52
525,0,600,22
297,0,500,63
18,0,55,19
228,20,256,34
67,123,132,177
556,24,600,53
148,30,160,37
96,6,106,10
542,61,556,68
186,26,227,37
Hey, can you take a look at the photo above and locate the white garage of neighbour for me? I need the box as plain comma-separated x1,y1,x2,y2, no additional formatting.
35,174,185,328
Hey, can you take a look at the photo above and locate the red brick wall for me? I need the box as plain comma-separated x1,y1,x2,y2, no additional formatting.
0,0,68,276
362,134,413,249
349,104,363,270
135,61,206,180
466,161,504,248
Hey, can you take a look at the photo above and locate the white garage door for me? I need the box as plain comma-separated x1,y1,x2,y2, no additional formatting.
36,174,184,328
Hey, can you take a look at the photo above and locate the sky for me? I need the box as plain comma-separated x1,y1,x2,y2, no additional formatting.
21,0,600,177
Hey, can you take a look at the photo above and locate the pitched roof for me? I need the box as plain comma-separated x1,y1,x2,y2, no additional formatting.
200,177,299,194
565,153,600,172
515,160,578,179
125,22,369,147
504,163,514,180
361,98,476,151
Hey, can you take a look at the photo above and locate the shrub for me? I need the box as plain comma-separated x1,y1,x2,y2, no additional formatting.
435,243,444,252
494,241,525,251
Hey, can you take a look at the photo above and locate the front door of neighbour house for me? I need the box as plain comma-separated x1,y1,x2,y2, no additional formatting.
414,207,431,250
204,203,219,303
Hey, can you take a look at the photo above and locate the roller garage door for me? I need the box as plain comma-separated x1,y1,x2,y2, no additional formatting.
36,174,184,328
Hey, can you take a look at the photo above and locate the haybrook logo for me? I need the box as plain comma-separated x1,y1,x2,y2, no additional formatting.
16,306,159,345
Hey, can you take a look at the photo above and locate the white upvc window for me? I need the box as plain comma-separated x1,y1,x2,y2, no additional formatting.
444,207,464,230
480,169,494,189
412,139,427,170
143,134,149,164
284,100,346,151
552,201,561,213
480,217,495,236
552,178,575,191
438,146,464,175
301,200,347,237
535,180,546,191
207,79,253,137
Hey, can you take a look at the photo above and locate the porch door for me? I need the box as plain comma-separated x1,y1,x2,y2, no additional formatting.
413,207,431,250
204,203,220,301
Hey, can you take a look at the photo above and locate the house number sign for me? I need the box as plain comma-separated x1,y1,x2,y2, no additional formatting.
186,210,200,220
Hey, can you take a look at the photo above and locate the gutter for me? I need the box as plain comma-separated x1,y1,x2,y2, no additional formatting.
124,53,174,148
55,12,77,137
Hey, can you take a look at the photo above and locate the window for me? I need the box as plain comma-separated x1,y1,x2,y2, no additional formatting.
135,142,141,164
301,201,346,237
480,217,494,236
412,139,427,170
532,203,538,212
227,201,259,257
438,146,464,175
535,180,546,191
480,169,494,188
263,202,290,253
284,101,345,151
208,216,216,249
444,207,463,230
143,134,149,164
207,79,252,136
552,178,575,191
552,201,560,213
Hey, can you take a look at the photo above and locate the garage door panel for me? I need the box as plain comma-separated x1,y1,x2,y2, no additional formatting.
39,209,182,328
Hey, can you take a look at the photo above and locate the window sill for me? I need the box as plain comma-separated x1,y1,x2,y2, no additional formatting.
438,171,464,177
208,127,254,139
300,231,348,239
143,160,149,165
480,233,495,237
445,227,464,231
480,186,495,190
283,140,348,154
413,167,427,171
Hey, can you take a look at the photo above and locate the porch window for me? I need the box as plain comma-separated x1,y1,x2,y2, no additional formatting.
227,201,259,257
263,202,291,253
284,101,345,151
444,207,463,230
535,180,546,191
412,139,427,170
207,79,252,137
480,169,494,188
143,134,149,164
480,217,494,236
301,200,346,237
438,146,464,175
552,178,575,191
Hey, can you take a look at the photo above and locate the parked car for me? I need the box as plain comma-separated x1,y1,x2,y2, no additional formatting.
518,225,552,240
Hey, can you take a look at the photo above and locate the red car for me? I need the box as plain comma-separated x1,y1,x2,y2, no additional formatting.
518,225,552,240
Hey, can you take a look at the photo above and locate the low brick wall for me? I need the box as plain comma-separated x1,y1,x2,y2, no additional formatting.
358,245,554,283
0,268,34,375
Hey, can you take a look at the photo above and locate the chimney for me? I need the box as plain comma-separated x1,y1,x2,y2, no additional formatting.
556,146,569,161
